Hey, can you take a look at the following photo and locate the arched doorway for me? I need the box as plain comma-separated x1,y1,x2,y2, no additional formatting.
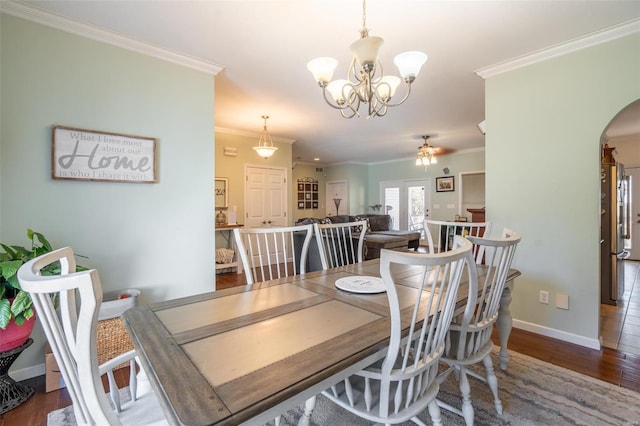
599,99,640,352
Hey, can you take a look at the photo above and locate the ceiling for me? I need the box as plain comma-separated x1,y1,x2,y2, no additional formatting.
13,1,640,164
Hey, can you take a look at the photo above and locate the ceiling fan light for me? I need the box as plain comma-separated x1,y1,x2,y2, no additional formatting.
349,36,384,67
430,155,437,164
394,51,428,81
307,57,338,83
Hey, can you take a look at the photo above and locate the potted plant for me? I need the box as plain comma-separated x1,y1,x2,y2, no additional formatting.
0,229,84,351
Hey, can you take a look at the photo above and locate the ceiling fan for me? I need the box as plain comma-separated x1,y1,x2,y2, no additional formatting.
415,135,452,166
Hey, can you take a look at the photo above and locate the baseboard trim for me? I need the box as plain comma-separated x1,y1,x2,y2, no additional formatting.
10,363,45,381
513,319,601,350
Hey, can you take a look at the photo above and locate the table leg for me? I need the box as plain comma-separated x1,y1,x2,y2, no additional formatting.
496,281,513,370
230,230,241,275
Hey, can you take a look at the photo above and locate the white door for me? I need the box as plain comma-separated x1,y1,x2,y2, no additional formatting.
245,165,287,228
380,180,431,231
627,168,640,260
326,180,348,217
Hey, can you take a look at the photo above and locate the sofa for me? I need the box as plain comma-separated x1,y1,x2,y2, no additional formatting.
295,214,421,268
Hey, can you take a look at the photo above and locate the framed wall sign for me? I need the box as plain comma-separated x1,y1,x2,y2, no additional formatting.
436,176,455,192
52,125,157,183
215,178,229,209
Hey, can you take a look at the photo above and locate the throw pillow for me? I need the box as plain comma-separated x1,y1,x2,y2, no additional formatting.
320,217,332,224
352,215,371,233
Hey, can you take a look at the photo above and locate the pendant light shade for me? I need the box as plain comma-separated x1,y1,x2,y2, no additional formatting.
253,115,278,159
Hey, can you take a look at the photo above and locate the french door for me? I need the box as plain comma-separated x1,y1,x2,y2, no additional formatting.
380,179,431,234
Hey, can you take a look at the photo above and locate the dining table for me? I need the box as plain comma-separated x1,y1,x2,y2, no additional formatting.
122,258,521,426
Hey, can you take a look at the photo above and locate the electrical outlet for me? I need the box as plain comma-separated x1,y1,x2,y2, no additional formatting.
539,290,549,304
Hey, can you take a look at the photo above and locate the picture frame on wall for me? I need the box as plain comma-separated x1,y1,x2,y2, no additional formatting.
52,125,157,183
436,176,455,192
215,178,229,209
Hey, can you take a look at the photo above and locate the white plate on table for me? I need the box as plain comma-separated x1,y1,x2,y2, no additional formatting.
335,276,386,294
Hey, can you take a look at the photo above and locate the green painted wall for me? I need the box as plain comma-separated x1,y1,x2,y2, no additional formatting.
326,163,369,214
485,33,640,344
1,15,215,371
367,151,485,221
292,163,327,221
319,150,484,219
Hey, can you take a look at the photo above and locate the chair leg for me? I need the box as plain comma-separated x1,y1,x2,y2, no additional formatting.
427,400,443,426
458,367,474,426
136,362,153,399
297,396,316,426
482,355,503,415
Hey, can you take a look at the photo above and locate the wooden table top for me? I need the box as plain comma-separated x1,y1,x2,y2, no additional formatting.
123,259,520,426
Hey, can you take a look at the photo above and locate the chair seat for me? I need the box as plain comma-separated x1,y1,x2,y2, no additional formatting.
115,389,167,425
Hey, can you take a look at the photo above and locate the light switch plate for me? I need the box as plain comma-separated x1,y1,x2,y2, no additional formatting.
556,293,569,310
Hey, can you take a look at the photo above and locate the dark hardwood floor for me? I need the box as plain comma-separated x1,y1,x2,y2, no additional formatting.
3,271,639,425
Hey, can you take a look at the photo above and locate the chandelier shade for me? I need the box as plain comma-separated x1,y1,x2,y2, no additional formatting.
253,115,278,159
394,51,429,81
307,57,338,83
307,0,427,119
327,79,353,103
349,36,384,66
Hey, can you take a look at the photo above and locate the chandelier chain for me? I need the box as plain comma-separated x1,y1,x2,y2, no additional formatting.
360,0,368,38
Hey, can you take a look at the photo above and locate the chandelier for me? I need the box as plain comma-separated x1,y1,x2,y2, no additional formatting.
253,115,278,159
307,0,427,119
416,136,438,166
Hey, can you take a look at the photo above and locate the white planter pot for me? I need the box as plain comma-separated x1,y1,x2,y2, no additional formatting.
99,289,140,320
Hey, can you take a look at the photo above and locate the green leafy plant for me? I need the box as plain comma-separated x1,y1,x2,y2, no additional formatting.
0,229,85,329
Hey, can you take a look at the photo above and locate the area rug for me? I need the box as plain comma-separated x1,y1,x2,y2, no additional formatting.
49,349,640,425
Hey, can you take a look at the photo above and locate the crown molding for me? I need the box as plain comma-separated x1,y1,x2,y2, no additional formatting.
475,18,640,79
0,0,223,75
215,127,296,144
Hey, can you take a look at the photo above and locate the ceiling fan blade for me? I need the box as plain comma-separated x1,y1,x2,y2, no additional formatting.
432,147,454,156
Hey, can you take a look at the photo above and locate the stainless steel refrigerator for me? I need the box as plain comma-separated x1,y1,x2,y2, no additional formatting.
600,162,630,305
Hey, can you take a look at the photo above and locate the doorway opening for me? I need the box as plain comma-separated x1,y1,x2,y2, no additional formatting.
458,171,485,221
380,179,431,238
599,99,640,354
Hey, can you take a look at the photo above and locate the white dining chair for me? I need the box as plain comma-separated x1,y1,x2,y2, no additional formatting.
233,224,314,285
437,229,521,426
409,215,426,240
17,246,166,426
313,220,367,269
424,219,492,264
322,236,477,425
